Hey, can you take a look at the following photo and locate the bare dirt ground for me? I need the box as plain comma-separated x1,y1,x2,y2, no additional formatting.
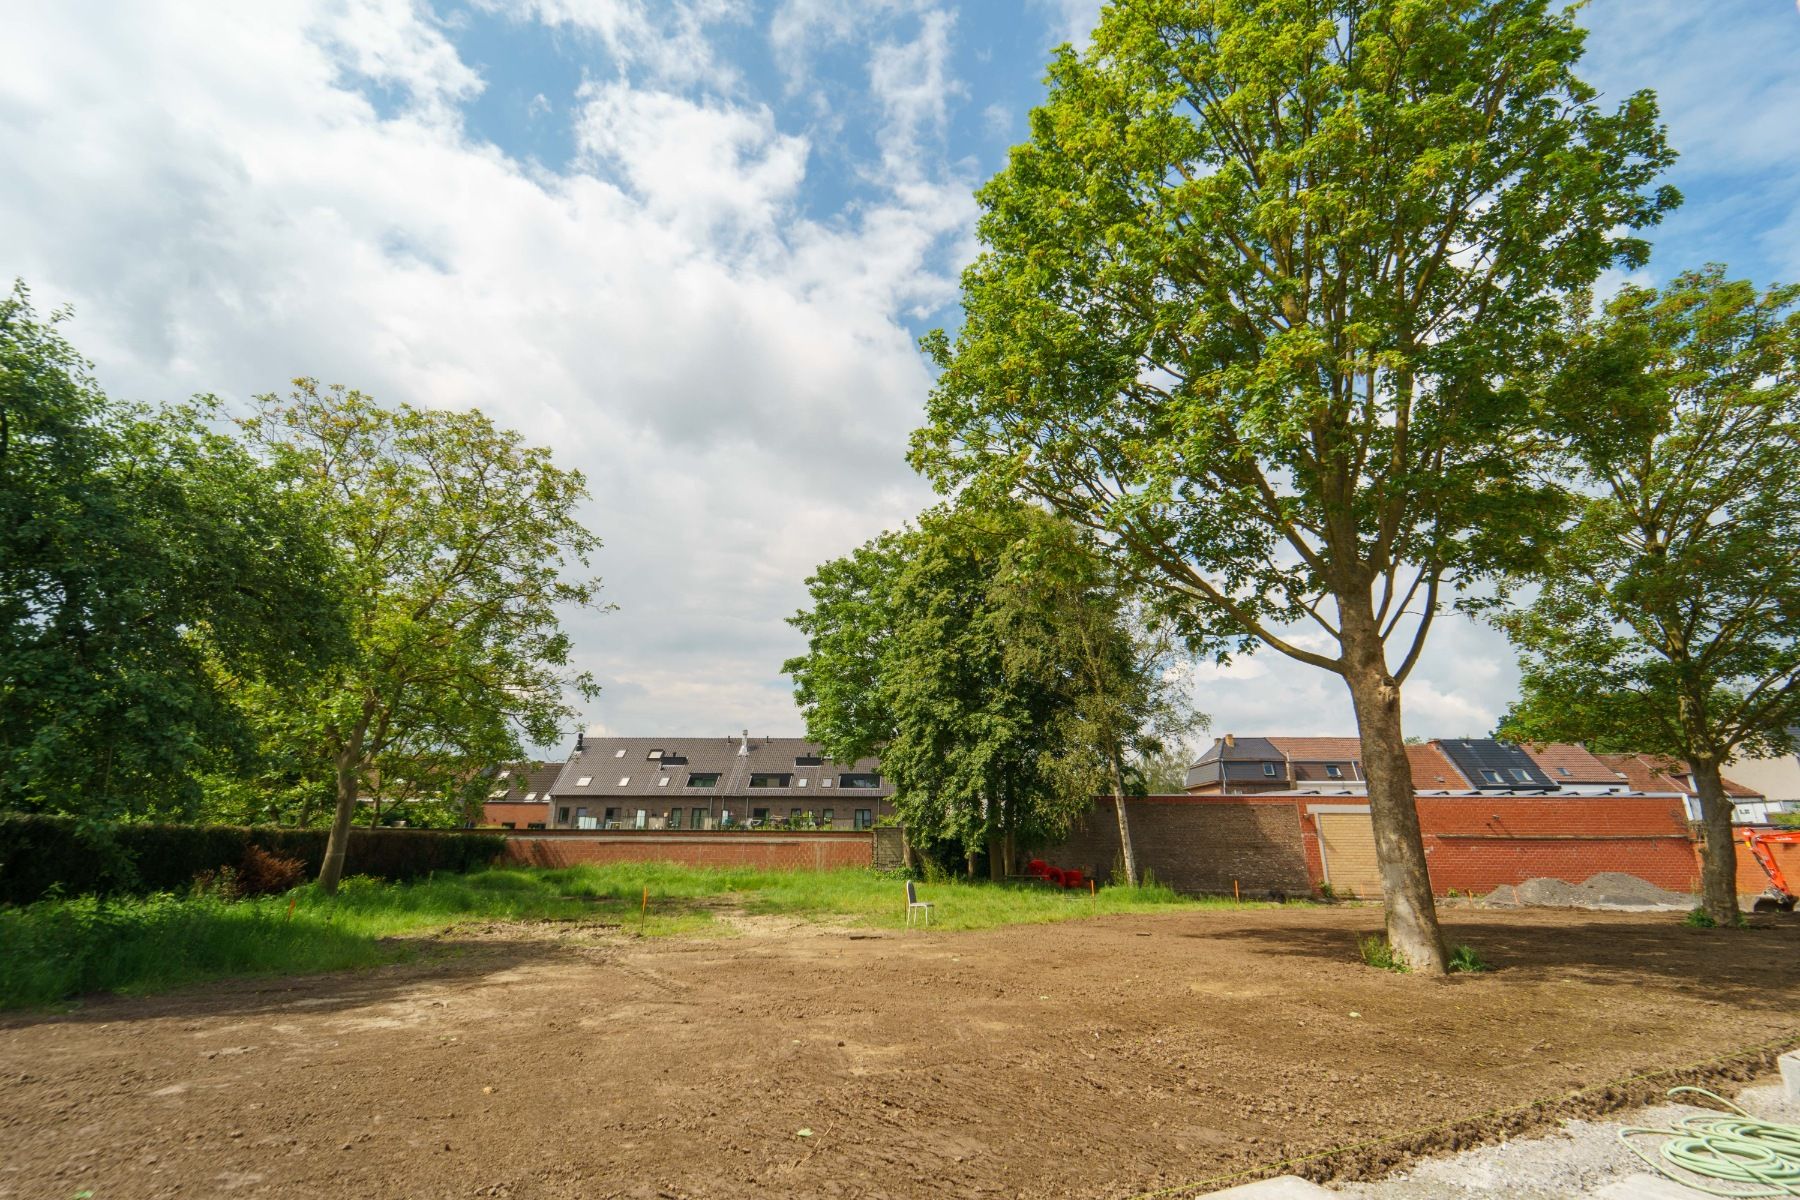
2,906,1797,1200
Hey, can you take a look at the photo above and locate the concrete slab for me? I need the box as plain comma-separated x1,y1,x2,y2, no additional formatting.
1589,1173,1709,1199
1203,1178,1337,1198
1782,1050,1800,1104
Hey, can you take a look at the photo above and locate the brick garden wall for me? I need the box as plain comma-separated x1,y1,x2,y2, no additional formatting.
1415,795,1699,894
1038,793,1709,898
500,829,873,872
1045,797,1317,896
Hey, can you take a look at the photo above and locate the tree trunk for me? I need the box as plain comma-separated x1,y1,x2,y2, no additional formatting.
1340,606,1447,975
987,834,1006,881
1110,752,1139,887
1689,757,1740,926
317,733,366,895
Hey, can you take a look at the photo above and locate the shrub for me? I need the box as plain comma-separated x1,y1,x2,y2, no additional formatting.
1357,933,1409,973
1684,907,1717,928
0,813,504,904
237,844,307,897
1447,944,1490,973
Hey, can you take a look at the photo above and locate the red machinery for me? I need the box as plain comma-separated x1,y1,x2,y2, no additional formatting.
1741,829,1800,913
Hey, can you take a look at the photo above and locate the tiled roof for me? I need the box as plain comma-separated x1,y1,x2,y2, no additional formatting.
548,735,892,802
1406,743,1468,790
1520,742,1620,784
1434,738,1558,790
1267,736,1363,762
1594,752,1762,799
1195,736,1284,763
489,761,557,802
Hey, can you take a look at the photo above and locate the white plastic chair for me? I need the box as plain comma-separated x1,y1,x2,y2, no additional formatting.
905,879,934,928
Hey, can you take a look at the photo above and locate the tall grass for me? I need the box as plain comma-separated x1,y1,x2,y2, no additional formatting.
1,864,1289,1008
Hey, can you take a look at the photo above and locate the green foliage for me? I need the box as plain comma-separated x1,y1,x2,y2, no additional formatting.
235,381,606,884
1684,907,1717,929
1498,269,1800,764
1497,268,1800,925
1447,944,1490,973
912,0,1675,676
785,501,1196,860
0,813,503,904
0,283,348,819
1358,934,1409,973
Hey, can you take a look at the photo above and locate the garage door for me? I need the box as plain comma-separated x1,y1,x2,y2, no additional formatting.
1316,811,1383,900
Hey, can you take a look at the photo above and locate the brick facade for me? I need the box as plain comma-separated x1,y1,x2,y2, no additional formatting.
482,801,550,828
499,829,873,872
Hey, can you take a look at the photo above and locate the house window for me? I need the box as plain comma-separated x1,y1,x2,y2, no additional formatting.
527,822,545,830
1325,765,1342,779
604,807,618,822
647,749,663,759
657,776,670,787
822,809,834,825
523,792,536,801
1262,763,1278,777
691,807,706,829
797,777,809,787
838,773,881,789
576,776,592,786
558,807,571,823
687,772,721,788
614,749,626,758
795,755,823,766
576,806,588,819
854,809,873,830
501,822,516,830
1557,767,1573,778
1510,768,1532,782
1481,769,1503,784
749,773,791,788
752,808,769,823
667,808,682,829
617,776,630,786
791,807,802,821
821,778,833,788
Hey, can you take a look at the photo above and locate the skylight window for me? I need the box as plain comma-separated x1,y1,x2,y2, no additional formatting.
1325,765,1343,779
1481,770,1503,784
1262,763,1277,777
617,776,630,786
797,778,809,787
576,776,592,786
614,749,626,758
1557,767,1573,777
1510,768,1532,782
821,778,833,788
657,776,670,787
647,749,663,759
523,792,536,801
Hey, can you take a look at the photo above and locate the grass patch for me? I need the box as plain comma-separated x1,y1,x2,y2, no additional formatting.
1447,943,1490,973
1358,933,1409,973
1,863,1298,1008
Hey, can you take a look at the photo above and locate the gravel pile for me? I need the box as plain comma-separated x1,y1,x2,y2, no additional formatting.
1483,872,1694,911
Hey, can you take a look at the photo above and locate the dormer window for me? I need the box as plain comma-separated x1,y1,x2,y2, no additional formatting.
795,755,823,767
1262,763,1278,777
1325,765,1342,779
838,773,881,789
749,773,791,788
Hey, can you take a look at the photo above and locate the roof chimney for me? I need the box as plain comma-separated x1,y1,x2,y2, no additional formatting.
575,731,585,752
738,729,750,756
1224,733,1235,748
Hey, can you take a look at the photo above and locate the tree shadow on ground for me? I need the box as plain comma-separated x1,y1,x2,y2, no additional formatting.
1200,912,1800,1012
0,935,586,1030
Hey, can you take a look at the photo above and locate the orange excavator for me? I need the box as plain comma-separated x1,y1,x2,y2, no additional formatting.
1741,828,1800,913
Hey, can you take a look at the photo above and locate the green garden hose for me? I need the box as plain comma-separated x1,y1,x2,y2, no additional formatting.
1619,1087,1800,1197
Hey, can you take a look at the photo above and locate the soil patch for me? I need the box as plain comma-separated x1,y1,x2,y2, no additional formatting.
1,906,1795,1199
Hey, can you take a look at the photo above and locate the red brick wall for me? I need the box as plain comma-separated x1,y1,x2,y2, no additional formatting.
482,802,549,827
1731,833,1800,898
1041,794,1708,898
1415,795,1699,894
1040,796,1318,896
499,830,873,872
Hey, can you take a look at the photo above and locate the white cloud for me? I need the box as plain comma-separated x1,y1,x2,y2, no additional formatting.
1025,0,1101,51
0,0,963,744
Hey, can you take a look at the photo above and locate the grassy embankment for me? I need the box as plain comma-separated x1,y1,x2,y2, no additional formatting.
0,864,1275,1008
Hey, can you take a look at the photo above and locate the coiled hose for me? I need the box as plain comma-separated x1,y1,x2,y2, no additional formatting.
1619,1086,1800,1197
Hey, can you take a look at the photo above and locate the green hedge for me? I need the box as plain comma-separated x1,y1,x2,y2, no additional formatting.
0,814,504,905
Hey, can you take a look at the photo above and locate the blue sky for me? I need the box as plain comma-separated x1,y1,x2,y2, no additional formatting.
4,0,1799,757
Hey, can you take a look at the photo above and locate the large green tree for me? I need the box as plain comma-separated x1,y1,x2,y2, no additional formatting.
1498,267,1800,926
240,381,603,892
912,0,1675,970
0,284,345,818
785,503,1189,877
